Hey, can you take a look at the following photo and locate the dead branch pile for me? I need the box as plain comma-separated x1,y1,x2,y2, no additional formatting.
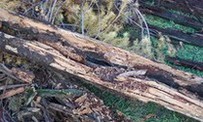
0,52,131,122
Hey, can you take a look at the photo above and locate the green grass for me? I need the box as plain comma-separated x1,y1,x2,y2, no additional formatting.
145,14,203,77
167,44,203,77
145,15,197,33
177,44,203,62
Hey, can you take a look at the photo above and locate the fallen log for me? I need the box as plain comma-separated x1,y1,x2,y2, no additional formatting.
166,56,203,71
148,24,203,47
140,4,203,30
0,9,203,121
1,31,203,121
140,0,203,22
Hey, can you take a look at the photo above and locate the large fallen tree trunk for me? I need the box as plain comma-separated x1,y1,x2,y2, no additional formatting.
1,9,203,121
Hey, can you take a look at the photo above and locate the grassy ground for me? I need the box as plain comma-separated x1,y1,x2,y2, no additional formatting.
167,44,203,77
145,14,197,33
146,14,203,77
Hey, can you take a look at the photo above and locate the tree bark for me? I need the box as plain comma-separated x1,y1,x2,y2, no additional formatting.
140,0,203,22
148,24,203,47
0,9,203,121
138,0,203,47
166,56,203,71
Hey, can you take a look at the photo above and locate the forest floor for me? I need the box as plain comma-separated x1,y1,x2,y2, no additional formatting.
0,1,202,122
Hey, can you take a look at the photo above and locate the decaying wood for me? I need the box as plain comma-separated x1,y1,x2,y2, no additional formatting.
0,84,28,91
140,3,203,30
138,0,203,47
0,87,25,99
140,0,203,21
0,9,203,121
0,63,35,83
149,24,203,47
166,56,203,71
